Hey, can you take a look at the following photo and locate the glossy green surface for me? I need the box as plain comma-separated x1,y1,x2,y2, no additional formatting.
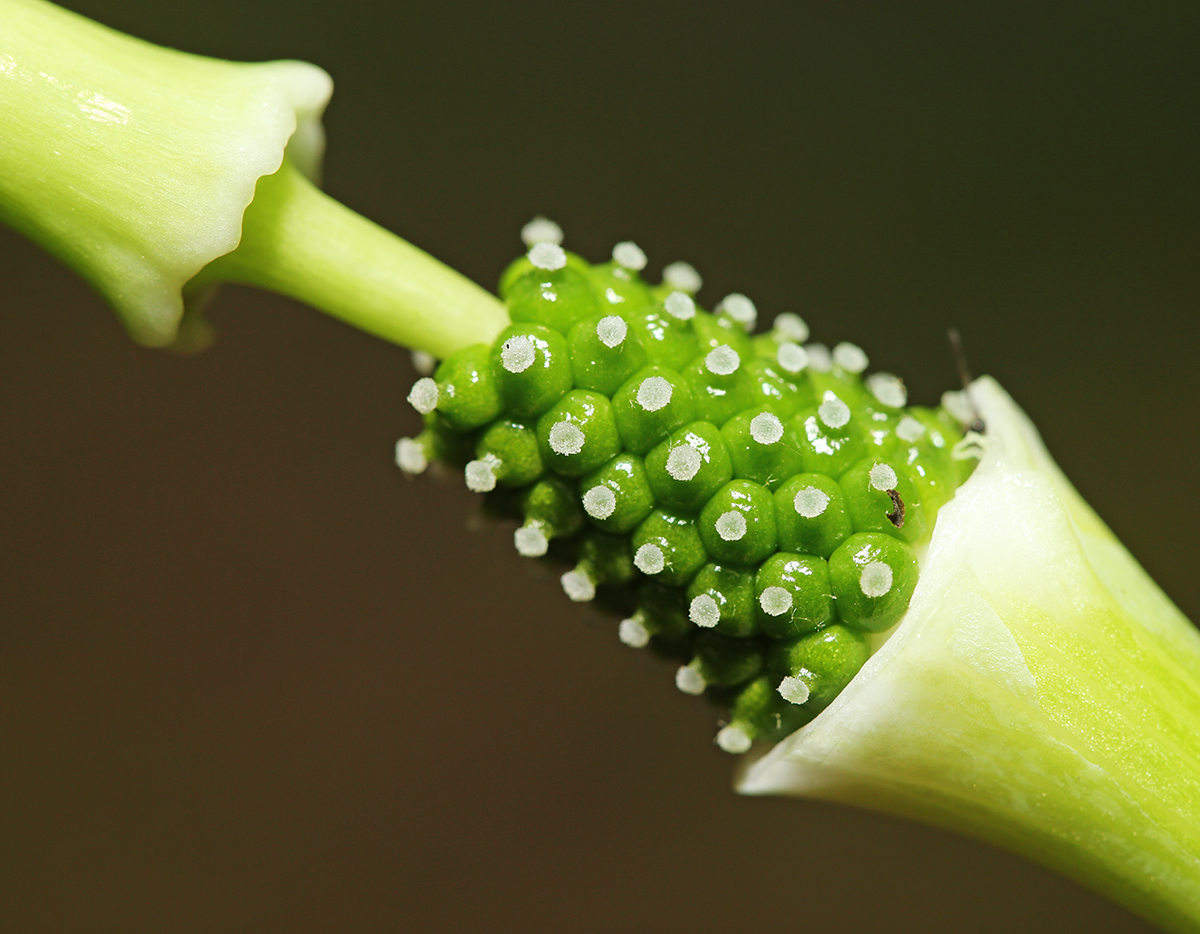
766,624,870,710
644,421,733,513
610,366,696,455
475,418,543,487
535,389,621,477
698,479,777,565
773,472,855,559
491,323,574,419
507,265,599,334
578,454,655,533
754,552,836,639
828,532,920,632
721,407,804,490
631,509,708,587
686,564,759,638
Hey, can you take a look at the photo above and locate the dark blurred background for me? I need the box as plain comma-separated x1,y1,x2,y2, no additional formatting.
2,1,1198,931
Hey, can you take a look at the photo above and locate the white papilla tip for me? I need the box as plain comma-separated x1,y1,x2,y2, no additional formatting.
716,724,752,754
860,560,894,598
833,342,868,373
869,462,898,491
896,415,926,443
521,216,564,246
866,372,907,408
689,594,721,628
549,420,586,456
818,395,851,430
596,315,627,348
662,261,702,293
666,443,702,482
705,344,741,376
772,312,809,343
410,350,437,376
514,525,549,557
759,586,793,617
395,438,427,475
583,485,617,519
750,412,784,445
715,510,747,542
501,335,536,373
675,666,707,696
777,675,811,706
793,485,829,519
561,569,596,602
528,241,567,271
612,241,647,271
717,293,757,331
663,291,696,321
805,343,833,372
407,377,439,415
634,543,666,575
619,616,650,648
465,458,499,492
942,389,977,425
776,341,808,374
636,376,673,412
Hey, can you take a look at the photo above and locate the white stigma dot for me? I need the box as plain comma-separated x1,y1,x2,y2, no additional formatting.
896,415,926,443
716,724,752,754
793,485,829,518
806,343,833,372
612,241,647,271
619,616,650,648
818,395,851,429
717,293,757,331
715,510,747,541
407,377,439,414
666,444,703,481
833,342,868,373
514,525,548,557
636,376,673,412
869,463,898,491
776,341,809,374
501,335,536,373
583,485,617,519
634,543,666,575
464,458,499,492
549,420,586,456
561,569,596,602
777,675,811,706
595,315,627,348
410,350,436,375
759,586,793,617
941,390,977,425
395,438,427,475
528,241,567,271
773,312,810,343
662,261,703,293
663,291,696,321
521,215,564,246
860,561,894,598
689,594,721,628
675,666,707,696
705,344,741,376
866,372,908,408
750,412,784,445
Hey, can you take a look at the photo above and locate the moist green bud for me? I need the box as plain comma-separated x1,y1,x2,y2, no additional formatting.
631,509,709,586
766,624,870,710
717,675,810,752
578,454,655,533
589,260,655,318
793,392,871,478
688,632,763,687
424,343,502,430
686,563,759,638
576,531,637,587
491,323,573,419
507,264,600,335
692,310,754,359
611,366,697,455
721,407,804,491
743,357,817,418
828,532,920,632
698,479,777,566
627,308,700,370
754,552,836,639
514,475,584,557
644,421,734,513
683,345,762,427
498,249,591,298
418,411,474,467
773,472,855,559
839,457,928,544
567,313,649,396
536,389,622,477
473,418,544,489
622,581,691,643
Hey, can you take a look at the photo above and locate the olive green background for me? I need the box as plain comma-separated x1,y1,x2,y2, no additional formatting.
2,1,1197,931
